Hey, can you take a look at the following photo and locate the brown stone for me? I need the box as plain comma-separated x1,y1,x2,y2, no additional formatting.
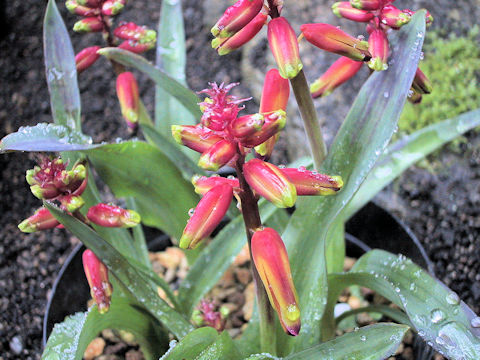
83,337,105,360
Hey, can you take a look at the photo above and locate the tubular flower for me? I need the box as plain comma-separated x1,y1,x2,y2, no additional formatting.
191,175,240,196
239,110,287,148
82,249,113,314
310,56,363,98
101,0,126,16
116,72,140,129
380,4,411,29
73,17,104,33
114,22,156,44
251,227,300,336
412,67,432,94
367,28,389,71
280,167,344,195
301,23,370,61
179,184,233,249
211,0,264,38
243,158,297,208
75,46,101,73
350,0,384,11
18,207,60,233
171,125,223,153
229,113,265,139
268,17,303,79
332,2,374,22
198,139,238,171
87,203,141,228
66,0,100,16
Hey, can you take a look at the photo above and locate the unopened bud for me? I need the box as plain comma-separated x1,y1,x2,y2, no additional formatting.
77,0,101,7
116,72,140,129
259,69,290,113
118,40,155,54
380,5,411,29
18,207,60,233
66,0,100,16
211,0,264,38
243,159,296,208
310,56,363,98
73,17,104,33
367,29,389,71
412,67,432,94
179,184,233,249
198,139,237,171
268,17,303,79
350,0,383,11
332,2,374,22
191,175,240,196
251,227,300,336
171,125,223,153
82,249,113,314
280,167,343,195
60,194,85,212
87,203,141,228
229,113,265,139
214,12,267,56
75,46,101,74
301,23,370,61
408,87,423,104
101,0,125,16
240,110,286,148
114,22,157,44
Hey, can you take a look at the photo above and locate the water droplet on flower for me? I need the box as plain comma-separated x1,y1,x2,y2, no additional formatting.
188,208,195,217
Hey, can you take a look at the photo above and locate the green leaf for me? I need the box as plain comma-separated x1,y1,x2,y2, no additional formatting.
98,48,201,119
324,250,480,359
0,123,95,152
177,201,279,315
140,124,203,181
42,298,167,360
45,202,194,338
344,108,480,219
283,324,409,360
43,0,81,129
278,11,426,353
155,0,196,135
334,305,413,328
160,327,218,359
83,141,197,239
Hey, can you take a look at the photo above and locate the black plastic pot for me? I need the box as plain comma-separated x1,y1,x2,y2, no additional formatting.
43,202,435,357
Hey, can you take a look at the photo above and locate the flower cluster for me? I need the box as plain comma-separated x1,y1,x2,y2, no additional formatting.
305,0,433,99
192,300,229,332
171,75,344,334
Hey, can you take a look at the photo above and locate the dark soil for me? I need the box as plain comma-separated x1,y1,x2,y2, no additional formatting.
0,0,479,359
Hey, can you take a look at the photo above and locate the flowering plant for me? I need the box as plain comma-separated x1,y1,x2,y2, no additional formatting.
2,0,480,359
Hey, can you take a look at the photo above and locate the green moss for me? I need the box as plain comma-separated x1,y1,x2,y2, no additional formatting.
398,26,480,142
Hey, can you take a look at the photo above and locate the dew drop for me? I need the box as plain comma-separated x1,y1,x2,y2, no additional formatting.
360,335,367,342
430,309,445,324
471,316,480,328
446,292,460,306
188,208,195,217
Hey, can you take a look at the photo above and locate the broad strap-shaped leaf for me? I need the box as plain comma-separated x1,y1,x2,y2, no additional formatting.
324,250,480,359
344,108,480,219
278,12,426,353
45,203,194,338
43,0,81,129
282,324,409,360
141,124,202,181
177,201,279,316
0,123,96,152
42,298,167,360
155,0,196,136
83,141,197,239
98,48,201,119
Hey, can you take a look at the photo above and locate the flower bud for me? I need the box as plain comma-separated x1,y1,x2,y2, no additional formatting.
114,22,157,44
118,40,155,54
412,67,432,94
240,110,286,148
379,5,411,29
179,184,233,249
211,0,264,38
191,175,240,196
349,0,384,11
63,163,88,194
171,125,223,153
18,207,60,233
280,167,343,195
259,69,290,113
301,23,370,61
268,17,303,79
82,249,113,314
77,0,101,7
101,0,125,16
198,140,237,171
332,2,374,22
66,0,100,16
243,158,296,208
60,194,85,212
73,17,104,33
75,46,101,74
87,203,141,228
310,56,363,98
116,72,140,129
251,227,300,336
229,113,264,138
214,12,267,56
408,87,422,104
367,29,389,71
